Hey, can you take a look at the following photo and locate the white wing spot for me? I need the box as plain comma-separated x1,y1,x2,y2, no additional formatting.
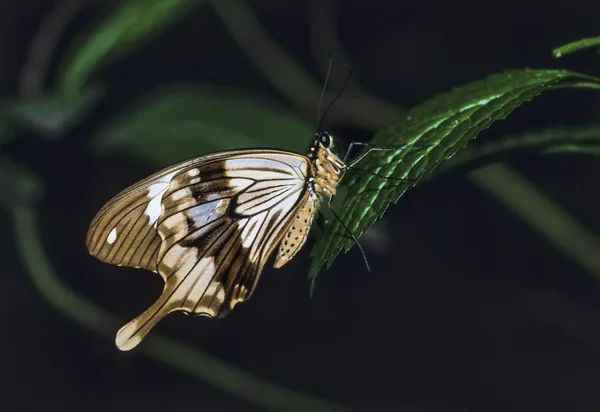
143,170,178,227
188,169,200,177
107,228,117,244
147,182,167,197
145,193,164,227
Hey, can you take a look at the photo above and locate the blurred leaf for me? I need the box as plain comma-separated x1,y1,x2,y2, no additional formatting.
553,35,600,58
543,144,600,155
58,0,206,94
0,118,13,150
0,158,44,209
309,69,600,282
92,85,313,166
437,124,600,174
3,86,104,138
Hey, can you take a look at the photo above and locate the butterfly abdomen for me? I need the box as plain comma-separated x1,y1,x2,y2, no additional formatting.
273,198,316,268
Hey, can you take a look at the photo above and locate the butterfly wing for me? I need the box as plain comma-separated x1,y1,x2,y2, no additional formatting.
86,166,179,272
86,151,278,273
110,152,313,350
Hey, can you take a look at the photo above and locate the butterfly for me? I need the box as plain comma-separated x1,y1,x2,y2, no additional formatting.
85,58,421,350
86,129,398,350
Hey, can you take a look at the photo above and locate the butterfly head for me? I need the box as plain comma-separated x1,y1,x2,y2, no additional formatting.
308,130,338,159
317,130,335,150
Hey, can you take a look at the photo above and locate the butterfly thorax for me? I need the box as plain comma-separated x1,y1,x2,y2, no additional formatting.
306,131,345,201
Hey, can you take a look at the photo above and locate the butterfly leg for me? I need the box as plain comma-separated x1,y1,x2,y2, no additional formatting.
346,166,419,183
325,194,370,272
310,195,371,297
343,142,426,168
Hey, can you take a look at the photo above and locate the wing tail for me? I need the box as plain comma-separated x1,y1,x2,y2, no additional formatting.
115,290,176,351
115,253,220,351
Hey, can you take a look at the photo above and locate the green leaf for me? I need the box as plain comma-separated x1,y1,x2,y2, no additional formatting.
2,86,104,138
58,0,206,95
92,85,313,166
553,36,600,58
437,124,600,174
309,69,600,282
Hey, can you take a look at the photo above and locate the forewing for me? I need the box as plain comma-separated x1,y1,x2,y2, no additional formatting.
86,165,182,272
114,152,312,350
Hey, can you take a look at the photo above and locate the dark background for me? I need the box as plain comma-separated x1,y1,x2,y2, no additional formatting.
3,1,600,411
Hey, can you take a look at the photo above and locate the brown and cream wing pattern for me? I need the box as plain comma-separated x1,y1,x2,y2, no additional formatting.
85,167,176,273
112,152,313,351
86,153,244,273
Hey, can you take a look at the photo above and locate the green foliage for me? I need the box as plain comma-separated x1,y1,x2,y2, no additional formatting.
309,69,600,281
91,86,313,166
553,36,600,58
437,124,600,174
3,86,104,137
0,159,43,208
58,0,206,94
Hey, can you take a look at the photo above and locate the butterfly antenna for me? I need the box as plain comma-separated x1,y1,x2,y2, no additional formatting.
318,64,352,131
328,206,371,272
317,51,333,129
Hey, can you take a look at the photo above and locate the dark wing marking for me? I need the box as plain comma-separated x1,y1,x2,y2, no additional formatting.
113,152,313,350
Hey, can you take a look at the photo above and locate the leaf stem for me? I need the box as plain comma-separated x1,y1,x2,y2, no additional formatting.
19,0,84,96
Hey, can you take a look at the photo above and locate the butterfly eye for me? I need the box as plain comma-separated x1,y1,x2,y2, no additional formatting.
320,132,331,148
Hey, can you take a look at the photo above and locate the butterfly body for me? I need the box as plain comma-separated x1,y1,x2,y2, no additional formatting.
86,132,344,350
